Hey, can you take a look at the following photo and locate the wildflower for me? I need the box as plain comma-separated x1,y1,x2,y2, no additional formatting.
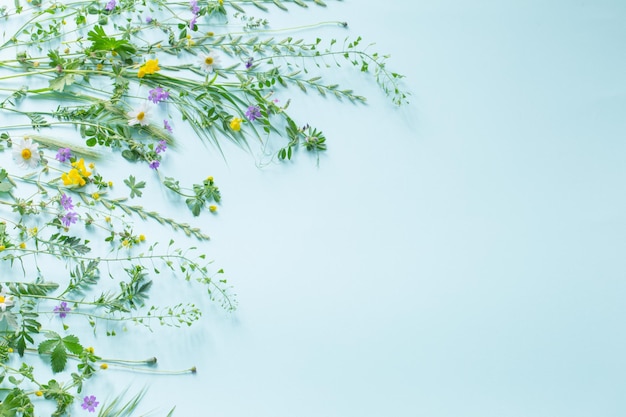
209,205,217,213
33,61,40,68
105,216,111,223
139,234,146,241
35,391,43,397
72,158,92,178
245,105,261,121
91,192,100,200
149,160,160,170
145,16,153,23
53,301,71,318
207,31,214,37
148,87,170,104
104,0,116,11
60,194,74,210
245,57,253,69
163,119,173,133
190,14,198,30
190,0,200,13
86,347,94,354
89,162,95,169
61,169,86,187
0,290,14,312
206,176,213,182
127,103,151,127
108,181,113,187
96,63,103,71
55,147,72,163
199,53,220,73
155,140,167,154
100,363,108,370
81,395,99,413
137,59,160,78
61,211,78,227
219,0,223,5
29,227,38,236
19,242,25,249
229,117,242,132
122,240,130,247
12,138,40,169
0,246,5,252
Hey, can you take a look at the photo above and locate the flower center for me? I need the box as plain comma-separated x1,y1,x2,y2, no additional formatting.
137,111,145,121
205,57,214,65
0,296,5,303
21,149,32,160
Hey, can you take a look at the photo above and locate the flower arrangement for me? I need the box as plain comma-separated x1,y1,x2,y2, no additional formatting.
0,0,406,415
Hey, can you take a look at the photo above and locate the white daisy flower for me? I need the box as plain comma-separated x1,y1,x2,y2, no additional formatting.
0,290,14,312
127,103,151,126
199,53,221,73
12,137,40,169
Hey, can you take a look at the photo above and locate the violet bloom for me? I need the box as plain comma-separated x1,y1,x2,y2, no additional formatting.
60,193,74,211
104,0,116,11
148,87,170,104
163,119,173,133
245,105,261,121
189,14,198,30
61,211,78,228
145,16,153,23
55,148,72,163
190,0,200,14
53,302,71,319
155,140,167,154
81,395,99,412
149,160,160,170
245,57,253,69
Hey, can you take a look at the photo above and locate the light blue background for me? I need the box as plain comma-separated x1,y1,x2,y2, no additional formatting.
5,0,626,415
131,1,626,416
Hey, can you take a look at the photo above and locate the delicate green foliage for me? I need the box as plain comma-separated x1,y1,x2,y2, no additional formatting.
123,175,145,198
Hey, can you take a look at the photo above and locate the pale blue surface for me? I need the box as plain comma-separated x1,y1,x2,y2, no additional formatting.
4,0,625,415
134,1,626,416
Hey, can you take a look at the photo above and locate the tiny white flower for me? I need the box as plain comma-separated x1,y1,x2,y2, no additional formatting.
0,290,14,312
199,53,221,73
12,137,40,169
127,103,151,126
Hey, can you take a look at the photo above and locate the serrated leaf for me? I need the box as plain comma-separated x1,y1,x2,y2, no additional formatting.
50,342,67,373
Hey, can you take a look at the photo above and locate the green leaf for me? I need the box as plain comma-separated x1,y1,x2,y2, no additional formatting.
50,342,67,373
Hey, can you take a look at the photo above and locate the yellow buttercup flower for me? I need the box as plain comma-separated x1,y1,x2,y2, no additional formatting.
35,391,43,397
139,234,146,242
61,168,86,187
91,192,100,200
72,158,92,178
209,205,217,213
19,242,26,249
138,59,160,78
100,363,108,370
230,117,242,131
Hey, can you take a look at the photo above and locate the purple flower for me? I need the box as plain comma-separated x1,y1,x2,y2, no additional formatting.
149,160,160,170
245,105,261,121
189,14,198,30
145,16,153,23
148,87,170,104
55,148,72,163
61,211,78,228
155,140,167,154
104,0,116,11
190,0,200,14
163,119,173,133
60,193,74,211
53,301,71,319
81,395,99,412
245,57,253,69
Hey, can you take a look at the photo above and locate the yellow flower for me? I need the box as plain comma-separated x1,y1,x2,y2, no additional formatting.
61,169,86,187
122,240,129,247
91,192,100,200
29,227,38,236
8,348,13,353
207,31,214,37
35,390,43,397
105,216,111,223
33,61,40,67
139,234,146,242
89,162,95,169
138,59,160,78
209,205,217,213
230,117,242,131
100,363,108,370
206,176,214,182
0,246,5,252
72,158,92,178
87,347,94,354
19,242,26,249
108,181,113,187
64,48,70,54
219,0,223,5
